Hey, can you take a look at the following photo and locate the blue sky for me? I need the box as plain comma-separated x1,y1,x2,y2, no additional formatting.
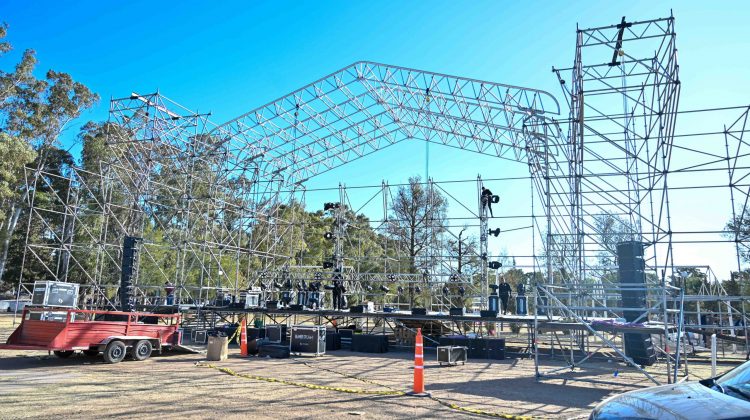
2,1,749,276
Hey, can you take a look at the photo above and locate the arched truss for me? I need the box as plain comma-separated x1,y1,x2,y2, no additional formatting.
209,61,561,186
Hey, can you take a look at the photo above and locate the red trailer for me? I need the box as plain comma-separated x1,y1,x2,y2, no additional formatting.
0,306,182,363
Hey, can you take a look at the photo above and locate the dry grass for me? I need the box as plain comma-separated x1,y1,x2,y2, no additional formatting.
0,314,741,419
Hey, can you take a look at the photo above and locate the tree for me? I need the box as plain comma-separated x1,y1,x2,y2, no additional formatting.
0,133,35,216
593,212,635,267
726,215,750,264
0,23,98,284
387,176,448,305
0,133,35,287
387,176,448,273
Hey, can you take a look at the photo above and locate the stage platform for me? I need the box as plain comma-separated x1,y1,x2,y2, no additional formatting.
182,306,671,336
200,306,539,324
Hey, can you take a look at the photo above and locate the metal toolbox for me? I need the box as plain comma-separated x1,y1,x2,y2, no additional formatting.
32,281,79,308
290,325,326,356
437,345,468,365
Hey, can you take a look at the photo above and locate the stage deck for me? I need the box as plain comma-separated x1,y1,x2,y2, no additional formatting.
190,306,670,335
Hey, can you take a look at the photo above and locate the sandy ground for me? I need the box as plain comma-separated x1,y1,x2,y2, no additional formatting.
0,314,739,419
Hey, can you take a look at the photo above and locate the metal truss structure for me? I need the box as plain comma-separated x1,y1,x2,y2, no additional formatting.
14,12,750,386
534,15,682,382
17,64,562,310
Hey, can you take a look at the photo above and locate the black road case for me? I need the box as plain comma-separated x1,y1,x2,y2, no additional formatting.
290,325,326,356
265,324,288,343
437,346,468,365
32,281,79,308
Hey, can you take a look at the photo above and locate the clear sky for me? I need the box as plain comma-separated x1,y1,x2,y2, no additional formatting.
2,1,749,277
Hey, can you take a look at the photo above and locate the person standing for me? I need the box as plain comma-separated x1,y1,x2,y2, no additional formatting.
164,281,175,305
481,187,494,217
332,269,344,310
498,277,512,315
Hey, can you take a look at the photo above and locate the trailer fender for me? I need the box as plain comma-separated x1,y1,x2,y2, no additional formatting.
95,336,162,352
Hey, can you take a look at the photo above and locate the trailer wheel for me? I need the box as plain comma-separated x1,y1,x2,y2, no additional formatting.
83,349,99,357
53,350,74,358
103,340,127,364
132,340,153,361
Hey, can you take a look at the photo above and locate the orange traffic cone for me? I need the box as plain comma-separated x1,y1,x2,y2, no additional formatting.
240,317,248,357
410,328,428,396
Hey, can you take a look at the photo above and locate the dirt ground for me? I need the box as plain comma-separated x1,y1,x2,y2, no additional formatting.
0,314,739,419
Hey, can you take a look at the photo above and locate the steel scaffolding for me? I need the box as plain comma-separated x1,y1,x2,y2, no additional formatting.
14,13,750,386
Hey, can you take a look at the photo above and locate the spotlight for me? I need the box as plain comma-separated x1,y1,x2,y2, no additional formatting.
488,228,501,237
442,286,449,295
491,195,500,204
324,232,334,240
380,285,389,293
365,284,373,292
414,286,422,294
449,273,459,282
323,261,334,269
458,286,465,296
314,272,323,281
273,281,282,289
397,286,404,295
387,274,396,282
488,261,502,270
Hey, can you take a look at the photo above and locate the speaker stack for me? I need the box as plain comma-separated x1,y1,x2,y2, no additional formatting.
616,241,656,366
119,236,140,312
